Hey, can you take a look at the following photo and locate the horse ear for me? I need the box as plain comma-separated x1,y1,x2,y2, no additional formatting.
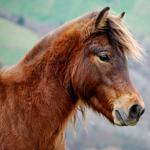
119,11,125,21
95,6,110,29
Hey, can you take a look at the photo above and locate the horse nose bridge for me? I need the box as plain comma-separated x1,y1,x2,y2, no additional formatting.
113,71,138,95
125,77,138,94
122,78,142,103
126,83,145,109
113,73,145,108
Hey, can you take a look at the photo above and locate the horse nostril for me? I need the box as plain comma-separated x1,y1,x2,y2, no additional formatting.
129,104,143,118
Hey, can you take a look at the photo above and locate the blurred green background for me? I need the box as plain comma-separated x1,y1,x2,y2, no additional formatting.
0,0,150,150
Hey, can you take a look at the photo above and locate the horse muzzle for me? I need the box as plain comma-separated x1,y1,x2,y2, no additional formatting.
113,104,145,126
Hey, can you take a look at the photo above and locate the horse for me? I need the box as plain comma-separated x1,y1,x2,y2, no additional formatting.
0,6,145,150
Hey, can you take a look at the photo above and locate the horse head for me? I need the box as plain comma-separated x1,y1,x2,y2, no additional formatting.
70,7,145,126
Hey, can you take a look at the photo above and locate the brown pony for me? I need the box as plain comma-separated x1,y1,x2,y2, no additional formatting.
0,7,145,150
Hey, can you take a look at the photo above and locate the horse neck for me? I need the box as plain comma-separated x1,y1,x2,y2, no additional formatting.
3,25,80,131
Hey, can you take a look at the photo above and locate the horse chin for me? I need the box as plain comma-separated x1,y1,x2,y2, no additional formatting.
112,108,139,126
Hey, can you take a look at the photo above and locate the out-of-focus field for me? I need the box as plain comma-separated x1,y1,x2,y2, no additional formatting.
0,18,37,66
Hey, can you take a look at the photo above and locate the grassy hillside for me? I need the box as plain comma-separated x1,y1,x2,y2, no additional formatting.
0,18,38,66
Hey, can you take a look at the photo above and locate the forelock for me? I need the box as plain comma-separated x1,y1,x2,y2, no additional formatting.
103,14,144,61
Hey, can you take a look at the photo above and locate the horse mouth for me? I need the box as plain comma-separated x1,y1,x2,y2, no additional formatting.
114,108,139,126
115,110,126,126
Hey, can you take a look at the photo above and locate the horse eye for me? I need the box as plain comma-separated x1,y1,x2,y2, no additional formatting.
99,54,110,62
